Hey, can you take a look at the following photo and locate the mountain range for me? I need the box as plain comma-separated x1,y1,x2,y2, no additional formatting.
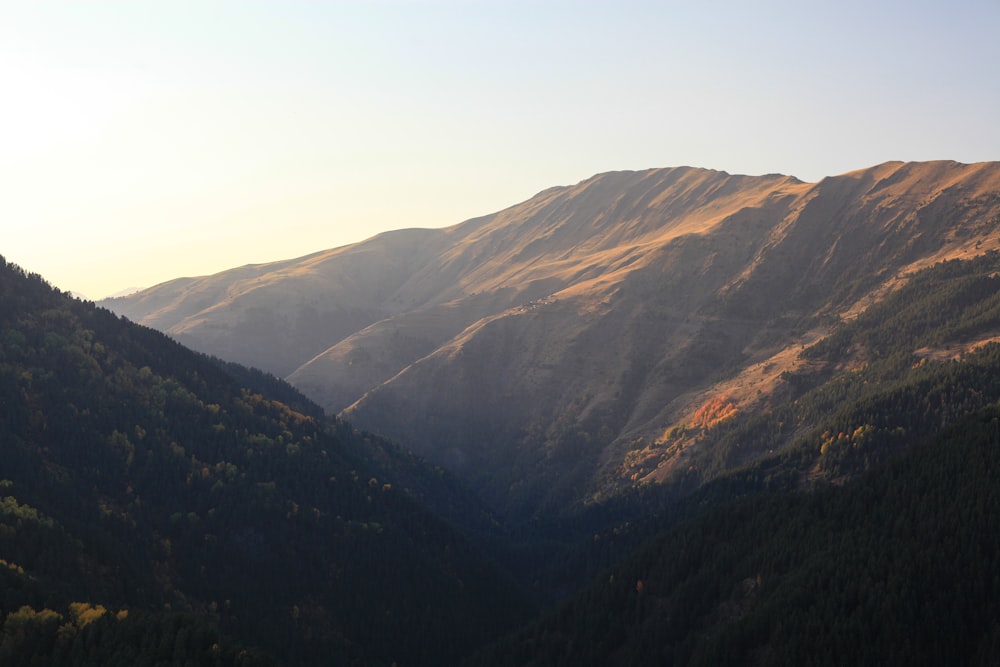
102,160,1000,517
6,158,1000,664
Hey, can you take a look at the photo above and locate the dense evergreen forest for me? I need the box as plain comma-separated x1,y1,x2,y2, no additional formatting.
6,247,1000,665
468,403,1000,666
0,256,531,666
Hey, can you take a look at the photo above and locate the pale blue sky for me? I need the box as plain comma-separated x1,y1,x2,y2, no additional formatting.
2,1,998,298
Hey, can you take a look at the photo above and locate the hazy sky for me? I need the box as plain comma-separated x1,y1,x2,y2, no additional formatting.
3,1,998,299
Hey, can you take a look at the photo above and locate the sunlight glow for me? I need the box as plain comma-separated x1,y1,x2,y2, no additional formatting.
1,1,998,299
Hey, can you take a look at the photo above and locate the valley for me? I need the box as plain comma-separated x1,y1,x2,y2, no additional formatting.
4,160,1000,665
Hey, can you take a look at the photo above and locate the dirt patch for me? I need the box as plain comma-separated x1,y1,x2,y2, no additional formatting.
914,334,1000,362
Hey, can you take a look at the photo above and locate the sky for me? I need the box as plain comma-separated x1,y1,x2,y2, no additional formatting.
2,1,998,299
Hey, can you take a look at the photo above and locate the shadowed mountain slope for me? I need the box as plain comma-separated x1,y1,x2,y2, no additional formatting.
103,161,1000,516
1,257,531,666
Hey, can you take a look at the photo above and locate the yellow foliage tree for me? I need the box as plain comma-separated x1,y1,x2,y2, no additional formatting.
68,602,107,629
690,396,739,430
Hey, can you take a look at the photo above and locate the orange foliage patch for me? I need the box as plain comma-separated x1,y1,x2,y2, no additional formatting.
689,396,738,430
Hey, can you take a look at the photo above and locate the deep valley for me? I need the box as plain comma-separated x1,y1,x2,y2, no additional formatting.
3,160,1000,665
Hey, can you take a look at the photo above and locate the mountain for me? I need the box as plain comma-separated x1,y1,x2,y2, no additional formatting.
103,285,146,299
101,160,1000,517
0,257,531,666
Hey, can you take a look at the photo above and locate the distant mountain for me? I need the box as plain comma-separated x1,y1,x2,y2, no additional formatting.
0,256,531,666
102,285,146,299
102,160,1000,517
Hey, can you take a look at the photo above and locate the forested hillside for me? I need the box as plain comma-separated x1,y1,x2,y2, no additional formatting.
468,401,1000,666
0,256,531,666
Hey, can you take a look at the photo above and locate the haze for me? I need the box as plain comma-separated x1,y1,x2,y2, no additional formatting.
2,0,998,300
